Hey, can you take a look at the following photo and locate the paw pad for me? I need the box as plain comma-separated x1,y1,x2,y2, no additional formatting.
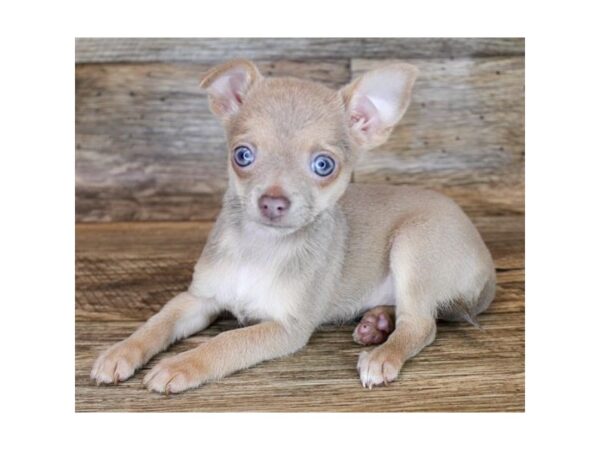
353,309,394,346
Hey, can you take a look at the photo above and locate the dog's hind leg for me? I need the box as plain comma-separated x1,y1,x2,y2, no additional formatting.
356,224,439,388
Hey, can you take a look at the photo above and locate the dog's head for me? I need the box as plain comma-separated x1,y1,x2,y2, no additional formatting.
201,59,418,233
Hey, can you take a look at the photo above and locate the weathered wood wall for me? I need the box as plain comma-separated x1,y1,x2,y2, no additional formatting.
76,38,524,222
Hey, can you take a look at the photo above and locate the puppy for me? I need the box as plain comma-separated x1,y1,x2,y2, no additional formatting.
91,59,495,392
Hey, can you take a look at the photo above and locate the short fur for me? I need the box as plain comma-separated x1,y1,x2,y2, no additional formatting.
91,60,495,392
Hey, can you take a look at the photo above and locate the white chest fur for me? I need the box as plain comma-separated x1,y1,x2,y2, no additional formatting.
190,230,304,324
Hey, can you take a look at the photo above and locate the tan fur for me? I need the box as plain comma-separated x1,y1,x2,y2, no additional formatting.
91,60,496,392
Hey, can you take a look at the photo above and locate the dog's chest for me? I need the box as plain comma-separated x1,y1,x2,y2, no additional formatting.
192,253,301,323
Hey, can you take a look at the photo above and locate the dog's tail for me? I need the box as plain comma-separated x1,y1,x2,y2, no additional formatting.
438,272,496,331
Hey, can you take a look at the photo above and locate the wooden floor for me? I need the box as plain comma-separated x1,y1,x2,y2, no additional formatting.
75,214,524,412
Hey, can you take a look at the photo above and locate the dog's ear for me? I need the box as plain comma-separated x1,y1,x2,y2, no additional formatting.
340,63,418,151
200,59,262,120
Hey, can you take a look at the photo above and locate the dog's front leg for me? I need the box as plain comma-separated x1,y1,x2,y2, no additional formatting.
143,321,311,394
91,291,220,384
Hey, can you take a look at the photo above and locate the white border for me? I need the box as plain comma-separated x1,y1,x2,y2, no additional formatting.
2,0,599,448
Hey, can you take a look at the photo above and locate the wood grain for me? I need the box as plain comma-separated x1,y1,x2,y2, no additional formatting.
75,217,524,411
76,38,524,64
353,57,524,214
76,55,524,221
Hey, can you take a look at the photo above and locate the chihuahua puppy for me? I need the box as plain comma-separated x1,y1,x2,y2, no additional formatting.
91,59,495,392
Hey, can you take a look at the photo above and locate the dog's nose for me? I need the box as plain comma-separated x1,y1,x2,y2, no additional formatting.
258,195,291,220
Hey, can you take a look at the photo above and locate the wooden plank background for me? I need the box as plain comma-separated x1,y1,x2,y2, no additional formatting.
75,38,524,222
75,38,524,63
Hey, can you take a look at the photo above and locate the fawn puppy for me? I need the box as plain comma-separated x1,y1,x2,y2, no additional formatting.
91,59,496,392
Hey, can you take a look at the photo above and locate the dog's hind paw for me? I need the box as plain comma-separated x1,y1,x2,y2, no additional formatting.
352,306,395,346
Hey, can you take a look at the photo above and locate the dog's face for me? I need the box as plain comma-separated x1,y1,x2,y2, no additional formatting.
201,60,418,233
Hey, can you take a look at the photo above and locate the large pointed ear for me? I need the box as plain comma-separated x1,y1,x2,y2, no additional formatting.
340,63,418,151
200,59,262,120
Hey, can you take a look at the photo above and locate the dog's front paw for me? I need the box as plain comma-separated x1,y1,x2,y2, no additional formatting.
91,340,144,385
143,351,210,394
357,344,402,389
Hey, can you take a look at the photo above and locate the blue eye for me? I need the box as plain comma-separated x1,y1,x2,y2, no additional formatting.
311,154,336,177
233,146,255,167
